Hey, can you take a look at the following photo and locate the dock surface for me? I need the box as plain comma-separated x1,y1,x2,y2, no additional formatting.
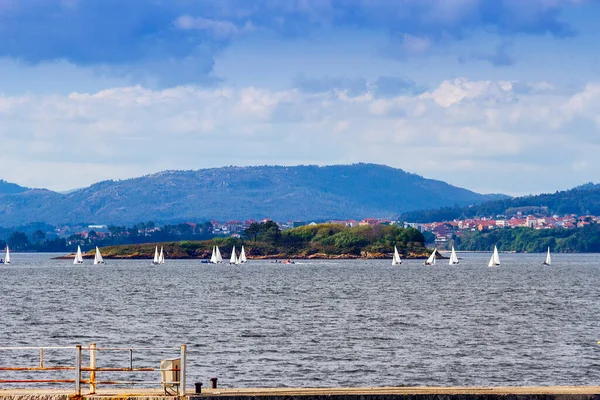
2,386,600,399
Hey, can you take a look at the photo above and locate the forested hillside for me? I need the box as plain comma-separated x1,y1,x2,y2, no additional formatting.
454,225,600,253
0,164,501,225
400,185,600,222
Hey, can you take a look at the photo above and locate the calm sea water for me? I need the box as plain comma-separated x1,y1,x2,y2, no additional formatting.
1,252,600,388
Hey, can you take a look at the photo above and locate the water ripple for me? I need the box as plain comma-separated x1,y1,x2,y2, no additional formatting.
1,252,600,388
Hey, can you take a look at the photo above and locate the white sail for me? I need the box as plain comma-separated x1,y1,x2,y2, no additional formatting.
152,246,159,264
230,246,237,264
210,246,217,263
392,246,402,265
215,246,223,263
158,247,165,264
240,246,247,263
488,246,500,267
93,246,104,265
74,245,84,264
424,249,436,265
544,247,551,265
449,246,459,265
5,245,10,264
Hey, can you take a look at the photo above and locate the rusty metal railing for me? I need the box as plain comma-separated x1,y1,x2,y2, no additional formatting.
0,344,187,396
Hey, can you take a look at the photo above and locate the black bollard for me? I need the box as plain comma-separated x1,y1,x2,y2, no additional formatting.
195,382,203,394
210,377,218,389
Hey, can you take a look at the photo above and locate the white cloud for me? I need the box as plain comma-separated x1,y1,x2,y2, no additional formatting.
2,78,600,194
421,78,514,107
174,15,255,39
400,34,432,55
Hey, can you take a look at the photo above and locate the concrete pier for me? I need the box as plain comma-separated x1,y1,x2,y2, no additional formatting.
1,386,600,400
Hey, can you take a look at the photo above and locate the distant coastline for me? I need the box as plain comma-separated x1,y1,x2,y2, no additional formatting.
54,223,433,261
55,247,435,260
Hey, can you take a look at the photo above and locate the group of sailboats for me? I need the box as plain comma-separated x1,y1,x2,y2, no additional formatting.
210,245,247,264
229,246,247,264
73,245,105,265
421,246,459,266
488,246,551,267
70,243,553,267
152,246,165,265
393,245,553,267
210,246,223,263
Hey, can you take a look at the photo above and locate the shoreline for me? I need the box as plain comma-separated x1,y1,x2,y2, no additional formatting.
53,253,442,260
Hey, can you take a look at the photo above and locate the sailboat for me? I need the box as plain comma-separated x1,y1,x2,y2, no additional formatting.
158,247,165,264
93,246,105,265
152,246,160,265
392,246,402,266
230,246,238,264
210,246,217,263
215,246,223,263
239,246,247,263
449,246,459,265
543,247,551,266
423,249,436,265
74,245,84,265
5,245,10,264
488,246,501,267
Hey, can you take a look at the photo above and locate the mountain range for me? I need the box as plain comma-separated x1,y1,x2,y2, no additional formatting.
0,164,504,226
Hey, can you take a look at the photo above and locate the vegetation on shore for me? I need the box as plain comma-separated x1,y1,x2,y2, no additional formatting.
2,221,214,253
454,224,600,253
69,221,429,259
400,184,600,223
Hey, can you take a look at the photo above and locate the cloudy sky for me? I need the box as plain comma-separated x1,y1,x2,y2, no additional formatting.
1,0,600,195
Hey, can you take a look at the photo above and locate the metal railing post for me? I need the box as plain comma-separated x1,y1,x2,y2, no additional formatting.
75,345,82,396
89,343,97,394
1,344,185,392
179,344,186,396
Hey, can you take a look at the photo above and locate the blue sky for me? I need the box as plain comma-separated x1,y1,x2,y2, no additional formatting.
1,0,600,195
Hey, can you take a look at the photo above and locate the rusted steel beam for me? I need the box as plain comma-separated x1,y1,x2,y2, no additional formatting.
81,367,156,372
0,346,74,350
0,366,74,371
91,380,162,385
89,342,96,394
80,347,178,351
0,379,75,383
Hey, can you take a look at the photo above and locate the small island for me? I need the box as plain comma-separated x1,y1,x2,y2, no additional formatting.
58,222,432,260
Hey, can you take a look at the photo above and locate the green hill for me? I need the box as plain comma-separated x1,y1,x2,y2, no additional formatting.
0,164,502,225
0,179,28,195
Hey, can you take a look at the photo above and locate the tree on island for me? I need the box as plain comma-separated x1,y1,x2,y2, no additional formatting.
243,221,281,242
8,231,30,251
32,230,46,243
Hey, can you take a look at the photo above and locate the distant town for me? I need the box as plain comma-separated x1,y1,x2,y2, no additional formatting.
66,212,600,246
1,208,599,253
